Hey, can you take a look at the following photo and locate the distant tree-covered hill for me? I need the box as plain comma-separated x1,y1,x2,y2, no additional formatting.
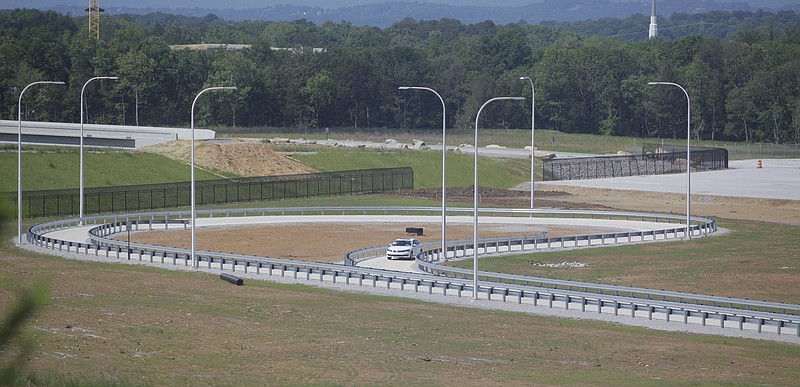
6,0,800,28
1,8,798,144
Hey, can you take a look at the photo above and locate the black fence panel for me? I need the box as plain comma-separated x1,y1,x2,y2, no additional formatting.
543,147,727,181
6,167,413,218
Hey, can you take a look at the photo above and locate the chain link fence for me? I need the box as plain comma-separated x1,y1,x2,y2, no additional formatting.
543,146,727,181
6,167,414,218
708,143,800,160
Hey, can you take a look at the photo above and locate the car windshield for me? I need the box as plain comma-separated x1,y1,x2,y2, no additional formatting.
392,240,411,246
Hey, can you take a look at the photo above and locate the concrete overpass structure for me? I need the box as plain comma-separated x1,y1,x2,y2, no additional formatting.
0,120,215,149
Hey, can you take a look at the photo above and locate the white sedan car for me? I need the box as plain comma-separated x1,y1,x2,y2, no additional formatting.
386,238,423,260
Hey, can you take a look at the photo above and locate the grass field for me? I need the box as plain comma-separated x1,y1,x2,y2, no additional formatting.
452,219,800,305
0,147,225,192
5,128,788,194
2,212,800,385
285,146,534,189
2,131,799,384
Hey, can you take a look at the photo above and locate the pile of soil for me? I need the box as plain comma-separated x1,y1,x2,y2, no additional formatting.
140,139,313,177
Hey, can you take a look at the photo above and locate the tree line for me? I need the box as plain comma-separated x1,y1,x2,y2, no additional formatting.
1,8,799,143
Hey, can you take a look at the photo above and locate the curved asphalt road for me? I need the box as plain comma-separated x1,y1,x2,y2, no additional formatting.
37,215,691,275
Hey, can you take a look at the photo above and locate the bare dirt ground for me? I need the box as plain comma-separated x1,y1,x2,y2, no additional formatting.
125,221,611,263
139,139,313,177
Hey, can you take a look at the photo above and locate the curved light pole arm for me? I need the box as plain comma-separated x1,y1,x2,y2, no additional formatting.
648,81,691,238
191,86,238,268
18,80,65,244
519,77,535,209
399,86,448,261
80,76,119,221
473,96,525,300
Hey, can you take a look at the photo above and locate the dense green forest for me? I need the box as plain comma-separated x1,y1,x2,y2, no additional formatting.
1,8,799,143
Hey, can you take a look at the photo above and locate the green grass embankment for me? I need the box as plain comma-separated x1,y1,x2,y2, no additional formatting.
0,148,226,192
286,147,532,189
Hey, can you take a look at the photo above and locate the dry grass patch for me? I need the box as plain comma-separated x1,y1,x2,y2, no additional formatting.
3,247,799,385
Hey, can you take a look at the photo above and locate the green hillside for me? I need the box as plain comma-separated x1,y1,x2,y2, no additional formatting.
0,147,224,192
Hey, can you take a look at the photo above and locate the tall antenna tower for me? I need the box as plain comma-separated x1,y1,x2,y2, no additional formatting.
648,0,658,39
86,0,104,39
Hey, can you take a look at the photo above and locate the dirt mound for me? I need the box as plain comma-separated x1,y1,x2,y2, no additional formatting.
140,139,313,177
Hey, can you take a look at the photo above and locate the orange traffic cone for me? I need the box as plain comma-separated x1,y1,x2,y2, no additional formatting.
757,160,762,169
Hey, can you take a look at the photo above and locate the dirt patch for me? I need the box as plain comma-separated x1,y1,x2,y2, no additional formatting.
139,139,313,177
124,222,610,263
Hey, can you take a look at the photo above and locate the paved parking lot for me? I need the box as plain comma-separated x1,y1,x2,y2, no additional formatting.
539,159,800,200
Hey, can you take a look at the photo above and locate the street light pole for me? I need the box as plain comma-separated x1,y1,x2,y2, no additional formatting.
17,80,65,244
648,81,691,238
191,86,237,268
399,86,448,261
519,77,535,209
80,76,119,221
473,96,525,300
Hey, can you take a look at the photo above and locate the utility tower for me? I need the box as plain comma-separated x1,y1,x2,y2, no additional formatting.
648,0,658,39
86,0,104,39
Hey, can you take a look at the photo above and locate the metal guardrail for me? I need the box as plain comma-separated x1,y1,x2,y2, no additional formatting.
25,206,800,337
